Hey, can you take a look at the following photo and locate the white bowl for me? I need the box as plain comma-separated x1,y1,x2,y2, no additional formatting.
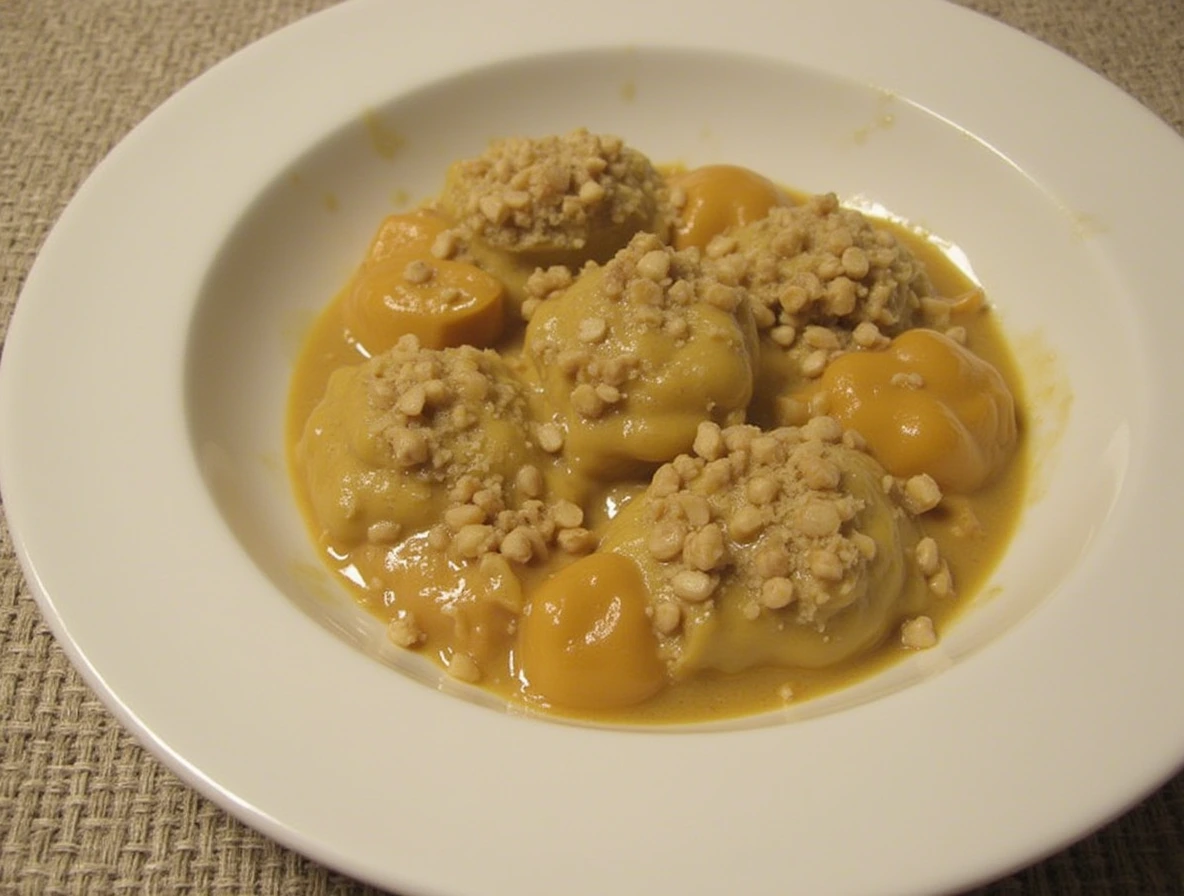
3,1,1184,893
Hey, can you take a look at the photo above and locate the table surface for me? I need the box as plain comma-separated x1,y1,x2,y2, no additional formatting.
3,1,1183,893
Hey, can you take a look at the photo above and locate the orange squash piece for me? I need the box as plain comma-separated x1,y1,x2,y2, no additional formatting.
671,164,790,251
817,328,1017,493
518,552,667,710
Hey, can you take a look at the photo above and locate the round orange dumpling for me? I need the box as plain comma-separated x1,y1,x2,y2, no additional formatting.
345,253,505,354
517,552,667,711
671,164,791,251
343,210,506,354
817,328,1018,493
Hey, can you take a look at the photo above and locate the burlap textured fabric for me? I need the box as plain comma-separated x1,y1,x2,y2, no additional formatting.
2,1,1182,893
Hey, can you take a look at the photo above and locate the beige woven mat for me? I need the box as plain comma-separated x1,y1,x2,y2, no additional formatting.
2,1,1182,893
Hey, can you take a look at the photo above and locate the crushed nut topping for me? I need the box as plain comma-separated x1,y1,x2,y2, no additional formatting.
526,232,752,422
901,615,938,649
703,194,950,374
441,128,667,256
635,419,903,629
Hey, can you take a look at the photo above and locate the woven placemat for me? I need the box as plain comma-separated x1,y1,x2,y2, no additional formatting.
2,1,1182,893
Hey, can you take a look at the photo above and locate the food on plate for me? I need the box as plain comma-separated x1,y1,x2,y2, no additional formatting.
517,552,667,710
598,420,930,678
438,129,670,311
669,164,791,251
809,327,1018,492
287,129,1026,723
523,232,758,477
299,337,544,543
344,209,506,354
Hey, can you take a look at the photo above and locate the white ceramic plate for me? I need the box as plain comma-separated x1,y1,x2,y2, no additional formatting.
3,1,1184,893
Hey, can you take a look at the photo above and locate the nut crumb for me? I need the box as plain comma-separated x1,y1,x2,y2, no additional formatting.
901,616,938,649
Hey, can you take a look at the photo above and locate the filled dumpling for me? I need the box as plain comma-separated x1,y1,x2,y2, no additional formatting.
601,418,937,675
524,232,759,478
438,129,670,311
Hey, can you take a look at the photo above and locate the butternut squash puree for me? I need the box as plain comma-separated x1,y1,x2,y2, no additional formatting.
671,164,791,251
285,130,1027,725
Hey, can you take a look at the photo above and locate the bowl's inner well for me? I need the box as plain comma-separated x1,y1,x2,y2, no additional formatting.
185,48,1136,726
